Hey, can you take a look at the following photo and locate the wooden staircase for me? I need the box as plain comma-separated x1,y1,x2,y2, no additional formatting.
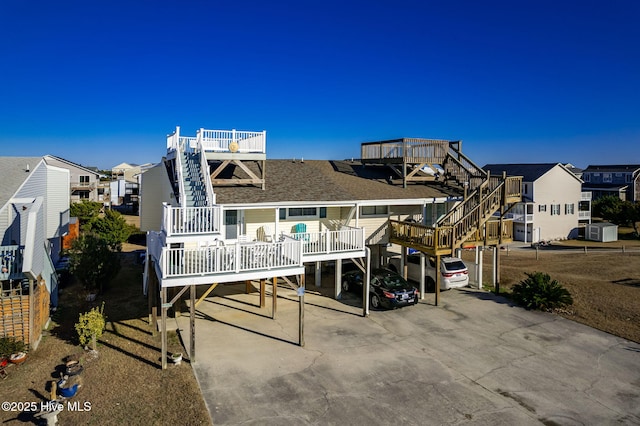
368,138,523,255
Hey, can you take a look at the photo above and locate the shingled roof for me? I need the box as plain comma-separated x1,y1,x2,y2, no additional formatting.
0,156,45,209
483,163,559,182
212,160,460,204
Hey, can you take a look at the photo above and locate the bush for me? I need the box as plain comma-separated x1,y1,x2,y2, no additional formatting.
511,272,573,311
75,303,106,351
0,336,26,358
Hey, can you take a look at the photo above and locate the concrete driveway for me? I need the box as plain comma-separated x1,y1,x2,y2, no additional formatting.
177,283,640,425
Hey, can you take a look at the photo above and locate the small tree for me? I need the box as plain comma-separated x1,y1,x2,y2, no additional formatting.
75,303,106,351
70,200,103,232
511,272,573,311
90,209,133,251
69,234,120,294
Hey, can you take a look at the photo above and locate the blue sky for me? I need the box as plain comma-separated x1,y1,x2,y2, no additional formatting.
1,0,638,170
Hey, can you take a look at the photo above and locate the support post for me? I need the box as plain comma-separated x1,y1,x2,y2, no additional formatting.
478,247,483,290
245,280,252,294
492,247,497,289
161,287,167,370
299,274,305,347
419,252,425,300
190,284,196,364
495,245,501,294
401,247,408,280
435,255,441,306
272,277,278,319
315,261,322,288
260,279,266,308
335,259,342,299
363,247,371,317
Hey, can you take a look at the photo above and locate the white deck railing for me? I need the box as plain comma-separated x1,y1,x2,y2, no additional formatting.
579,211,591,219
286,226,365,256
162,204,222,236
161,239,302,278
197,128,266,154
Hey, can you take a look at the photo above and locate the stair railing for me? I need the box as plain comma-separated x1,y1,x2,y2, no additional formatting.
175,139,187,208
196,133,216,206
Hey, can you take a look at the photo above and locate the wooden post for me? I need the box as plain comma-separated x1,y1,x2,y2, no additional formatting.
190,284,196,364
260,279,266,308
435,255,441,306
161,286,167,370
172,287,181,318
299,274,305,347
272,277,278,319
245,280,252,294
495,246,501,294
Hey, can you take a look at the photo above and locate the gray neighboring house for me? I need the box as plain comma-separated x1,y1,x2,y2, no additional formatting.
44,155,103,203
582,164,640,202
484,163,591,243
0,156,70,347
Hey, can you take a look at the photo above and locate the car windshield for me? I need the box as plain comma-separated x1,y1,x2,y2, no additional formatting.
376,271,408,289
444,260,466,271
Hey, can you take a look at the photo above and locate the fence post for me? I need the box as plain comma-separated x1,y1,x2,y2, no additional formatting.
584,246,587,255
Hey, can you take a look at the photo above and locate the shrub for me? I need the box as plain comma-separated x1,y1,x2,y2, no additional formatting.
0,336,26,358
75,303,106,351
511,272,573,311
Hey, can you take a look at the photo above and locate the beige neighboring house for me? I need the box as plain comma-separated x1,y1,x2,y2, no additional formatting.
44,155,104,203
484,163,591,243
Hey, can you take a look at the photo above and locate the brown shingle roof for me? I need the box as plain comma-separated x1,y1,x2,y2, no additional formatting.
213,160,460,204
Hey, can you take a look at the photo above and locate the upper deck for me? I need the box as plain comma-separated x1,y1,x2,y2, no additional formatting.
167,127,267,161
361,138,459,165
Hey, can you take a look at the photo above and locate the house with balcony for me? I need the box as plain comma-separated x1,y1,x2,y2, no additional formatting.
140,127,522,367
43,155,103,203
0,156,69,349
581,164,640,202
484,163,589,243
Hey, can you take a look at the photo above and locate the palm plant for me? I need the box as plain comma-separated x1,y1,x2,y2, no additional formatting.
511,272,573,311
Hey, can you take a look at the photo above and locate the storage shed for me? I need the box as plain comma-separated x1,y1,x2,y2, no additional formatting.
586,223,618,242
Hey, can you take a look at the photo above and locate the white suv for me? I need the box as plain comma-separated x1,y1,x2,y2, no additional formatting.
388,253,469,291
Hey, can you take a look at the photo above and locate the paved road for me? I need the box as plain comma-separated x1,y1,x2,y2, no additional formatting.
177,283,640,425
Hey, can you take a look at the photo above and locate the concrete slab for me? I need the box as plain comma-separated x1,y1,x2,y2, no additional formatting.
177,283,640,425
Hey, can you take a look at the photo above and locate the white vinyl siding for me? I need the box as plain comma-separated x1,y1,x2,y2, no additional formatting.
139,164,175,232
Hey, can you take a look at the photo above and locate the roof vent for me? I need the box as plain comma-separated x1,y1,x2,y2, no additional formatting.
26,164,30,173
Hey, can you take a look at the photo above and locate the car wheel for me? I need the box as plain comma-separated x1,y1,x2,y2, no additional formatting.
370,294,381,309
342,280,350,292
426,277,435,293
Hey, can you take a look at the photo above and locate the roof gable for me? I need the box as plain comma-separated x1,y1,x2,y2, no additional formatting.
0,156,45,209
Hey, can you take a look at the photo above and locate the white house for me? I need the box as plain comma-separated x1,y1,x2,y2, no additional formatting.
44,155,104,203
0,156,70,348
140,127,521,368
484,163,590,243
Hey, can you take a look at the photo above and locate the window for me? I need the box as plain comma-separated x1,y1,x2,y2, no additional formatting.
565,203,574,214
627,174,633,183
524,183,529,194
603,173,612,183
583,174,590,182
538,204,547,212
551,204,561,215
361,205,388,216
79,191,90,199
287,207,317,218
79,175,90,186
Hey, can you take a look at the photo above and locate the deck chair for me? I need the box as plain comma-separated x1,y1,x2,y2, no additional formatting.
293,223,309,241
